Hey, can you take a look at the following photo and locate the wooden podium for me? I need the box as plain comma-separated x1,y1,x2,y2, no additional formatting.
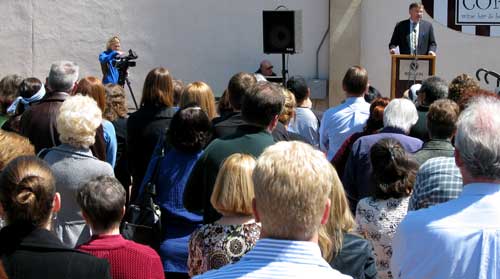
391,54,436,99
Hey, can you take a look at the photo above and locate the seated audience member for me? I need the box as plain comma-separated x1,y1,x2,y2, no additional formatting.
173,79,185,109
332,97,390,178
392,96,500,278
448,73,480,103
356,138,418,279
179,81,217,120
194,141,351,278
0,74,23,128
77,176,164,279
184,82,284,224
140,107,210,278
319,166,377,279
286,76,320,146
0,156,111,279
0,130,35,171
364,85,382,103
188,153,260,277
343,98,422,212
42,95,114,248
409,76,448,142
320,66,371,160
414,99,459,164
272,87,309,143
76,76,117,167
255,59,276,76
402,84,421,104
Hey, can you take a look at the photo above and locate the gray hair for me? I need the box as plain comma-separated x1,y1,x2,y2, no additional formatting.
455,96,500,180
383,98,418,133
420,76,448,105
47,61,79,93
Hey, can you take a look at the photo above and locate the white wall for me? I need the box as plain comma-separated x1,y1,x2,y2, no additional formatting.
0,0,329,104
361,0,500,96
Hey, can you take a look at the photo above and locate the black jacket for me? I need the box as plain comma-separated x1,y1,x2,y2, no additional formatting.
330,233,378,279
389,19,437,55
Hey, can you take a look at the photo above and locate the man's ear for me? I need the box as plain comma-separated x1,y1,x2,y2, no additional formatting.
320,198,331,225
252,198,260,222
268,114,279,131
52,192,61,214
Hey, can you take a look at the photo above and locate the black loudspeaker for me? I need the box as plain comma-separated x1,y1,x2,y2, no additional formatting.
263,10,302,54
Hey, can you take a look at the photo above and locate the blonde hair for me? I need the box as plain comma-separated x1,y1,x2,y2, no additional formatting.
253,141,333,240
180,81,217,120
278,88,296,126
56,95,102,149
211,153,256,216
0,130,35,171
106,36,120,50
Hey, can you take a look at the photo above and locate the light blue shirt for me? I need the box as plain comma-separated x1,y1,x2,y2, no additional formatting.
391,183,500,279
194,238,352,279
102,119,117,167
320,97,370,160
288,107,319,147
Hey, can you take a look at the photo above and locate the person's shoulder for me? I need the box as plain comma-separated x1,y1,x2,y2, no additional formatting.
121,238,162,259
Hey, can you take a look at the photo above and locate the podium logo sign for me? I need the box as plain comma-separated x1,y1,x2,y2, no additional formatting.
422,0,500,36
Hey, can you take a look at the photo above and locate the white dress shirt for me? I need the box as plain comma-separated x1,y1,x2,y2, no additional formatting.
391,183,500,279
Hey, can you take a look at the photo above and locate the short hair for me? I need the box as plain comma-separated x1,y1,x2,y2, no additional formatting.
167,107,212,153
242,82,284,128
409,2,424,10
448,74,480,103
76,76,106,113
106,35,120,50
253,141,333,240
179,81,217,120
278,88,296,126
364,97,390,133
103,84,128,121
76,176,126,232
286,76,308,103
18,77,43,99
383,98,418,133
0,156,56,227
455,96,500,180
419,76,448,105
47,61,79,93
0,74,23,114
0,130,35,171
57,95,102,148
457,88,499,112
427,99,459,139
342,66,368,96
211,153,256,216
172,79,185,106
140,67,174,107
227,72,257,110
370,138,418,199
365,85,382,103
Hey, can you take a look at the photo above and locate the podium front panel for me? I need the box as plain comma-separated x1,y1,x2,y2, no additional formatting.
391,55,436,99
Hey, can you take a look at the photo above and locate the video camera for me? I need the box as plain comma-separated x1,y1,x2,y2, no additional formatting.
114,49,138,86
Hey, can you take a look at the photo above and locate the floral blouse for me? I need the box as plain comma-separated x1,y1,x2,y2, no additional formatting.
355,196,409,279
187,222,261,277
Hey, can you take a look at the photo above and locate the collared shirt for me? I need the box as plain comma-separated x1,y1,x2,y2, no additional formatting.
288,107,320,147
392,183,500,279
408,157,463,211
194,238,352,279
320,97,370,160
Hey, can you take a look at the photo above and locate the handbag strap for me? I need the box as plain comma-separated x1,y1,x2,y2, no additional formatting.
144,142,166,197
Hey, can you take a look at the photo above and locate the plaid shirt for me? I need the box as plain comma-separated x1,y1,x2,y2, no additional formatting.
409,157,463,211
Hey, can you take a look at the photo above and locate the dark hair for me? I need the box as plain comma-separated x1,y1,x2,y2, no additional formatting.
448,74,480,103
141,67,174,107
286,76,308,104
427,99,459,139
15,77,43,114
241,82,284,128
370,138,418,199
0,74,23,115
420,76,448,105
217,89,234,117
342,66,368,96
76,176,126,232
167,107,212,153
0,156,55,227
409,2,424,10
172,79,184,106
227,72,257,110
364,97,390,133
364,85,382,103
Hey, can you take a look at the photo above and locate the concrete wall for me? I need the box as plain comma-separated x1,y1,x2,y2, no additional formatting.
0,0,329,103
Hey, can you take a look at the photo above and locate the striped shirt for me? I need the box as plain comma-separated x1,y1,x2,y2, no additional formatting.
193,238,352,279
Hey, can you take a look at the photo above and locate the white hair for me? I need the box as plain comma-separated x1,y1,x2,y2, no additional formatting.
383,98,418,133
47,61,79,93
455,96,500,180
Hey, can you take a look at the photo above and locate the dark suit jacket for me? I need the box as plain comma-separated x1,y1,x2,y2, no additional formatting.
389,19,437,55
0,224,111,279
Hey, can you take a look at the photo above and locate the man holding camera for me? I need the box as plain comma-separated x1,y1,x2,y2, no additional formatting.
99,36,125,85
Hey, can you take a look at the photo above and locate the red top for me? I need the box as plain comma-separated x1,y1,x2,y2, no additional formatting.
78,234,164,279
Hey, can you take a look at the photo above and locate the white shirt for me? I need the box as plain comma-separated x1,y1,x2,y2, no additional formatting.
391,183,500,279
288,107,320,147
319,97,370,160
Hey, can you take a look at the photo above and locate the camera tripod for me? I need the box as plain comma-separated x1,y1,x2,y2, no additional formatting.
118,70,139,110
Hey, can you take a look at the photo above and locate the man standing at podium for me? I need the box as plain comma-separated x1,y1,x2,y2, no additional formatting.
389,2,437,56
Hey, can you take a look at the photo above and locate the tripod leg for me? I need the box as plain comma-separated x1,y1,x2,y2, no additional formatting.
125,78,139,110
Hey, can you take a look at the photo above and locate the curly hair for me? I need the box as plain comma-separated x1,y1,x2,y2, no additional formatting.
103,84,128,121
448,74,480,103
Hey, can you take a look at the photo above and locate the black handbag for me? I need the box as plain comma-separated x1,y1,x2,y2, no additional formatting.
120,147,164,251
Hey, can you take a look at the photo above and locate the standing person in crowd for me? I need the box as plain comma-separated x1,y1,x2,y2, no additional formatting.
0,74,23,128
77,176,164,279
99,36,124,85
188,154,260,277
272,87,308,143
140,107,211,279
179,81,217,120
320,66,370,161
172,79,185,109
392,96,500,278
0,130,35,171
0,156,111,279
184,82,284,224
448,73,480,103
286,75,320,147
42,95,114,248
343,98,421,212
127,67,177,201
75,76,117,167
194,141,351,279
